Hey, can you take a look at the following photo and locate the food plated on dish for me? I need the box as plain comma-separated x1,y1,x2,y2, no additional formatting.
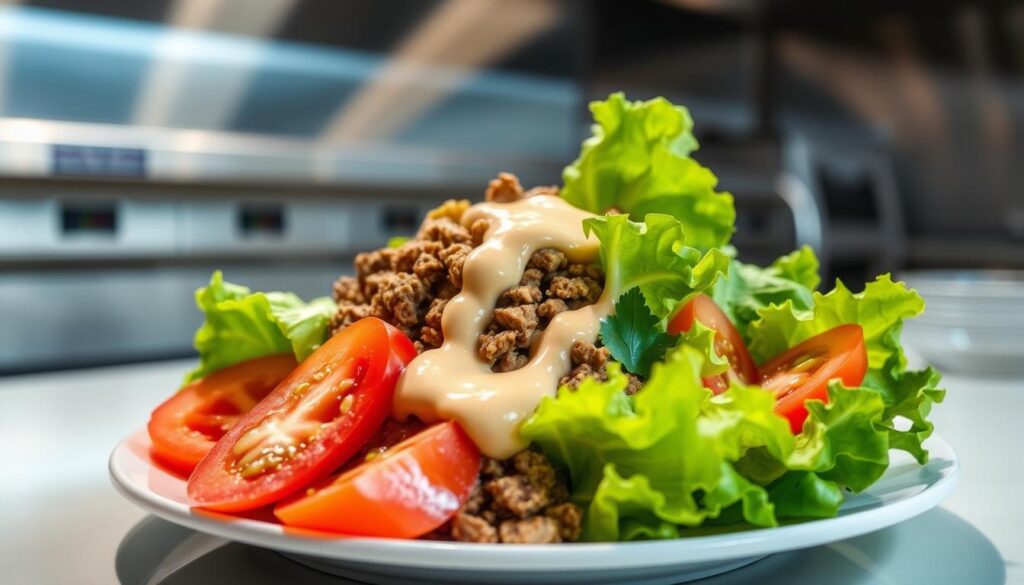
131,93,946,546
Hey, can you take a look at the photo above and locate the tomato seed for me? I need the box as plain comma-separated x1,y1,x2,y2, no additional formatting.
339,394,354,415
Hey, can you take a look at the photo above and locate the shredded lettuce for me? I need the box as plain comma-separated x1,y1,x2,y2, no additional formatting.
583,213,729,319
185,271,335,383
562,93,735,251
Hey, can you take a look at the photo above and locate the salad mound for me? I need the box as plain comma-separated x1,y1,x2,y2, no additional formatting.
143,93,943,545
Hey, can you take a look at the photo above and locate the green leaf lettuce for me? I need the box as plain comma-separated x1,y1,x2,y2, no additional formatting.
186,271,335,383
745,274,944,462
583,213,729,320
711,246,819,339
521,346,796,541
522,347,904,540
562,93,735,251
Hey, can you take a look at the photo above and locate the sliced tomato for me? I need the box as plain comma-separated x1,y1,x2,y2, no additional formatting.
348,417,428,467
187,318,417,512
147,354,298,474
274,421,480,538
669,294,759,393
759,324,868,433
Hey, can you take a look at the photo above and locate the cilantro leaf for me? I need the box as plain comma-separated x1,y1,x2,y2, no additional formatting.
599,288,677,378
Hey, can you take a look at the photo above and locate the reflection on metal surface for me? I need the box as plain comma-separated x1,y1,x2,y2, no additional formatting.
0,117,562,185
0,263,343,373
133,0,297,130
321,0,559,143
775,171,821,254
0,4,14,115
0,4,577,171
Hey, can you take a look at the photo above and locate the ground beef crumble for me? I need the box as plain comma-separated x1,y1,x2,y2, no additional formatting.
331,173,605,368
560,340,645,395
478,248,604,373
329,173,627,544
435,450,582,544
330,216,475,352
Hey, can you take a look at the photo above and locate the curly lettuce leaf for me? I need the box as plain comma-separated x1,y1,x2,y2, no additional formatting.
862,359,946,464
772,246,821,290
711,246,819,340
521,346,796,541
583,213,729,319
678,318,730,378
523,344,921,538
523,335,915,540
736,378,891,515
186,272,335,383
766,471,844,519
747,274,924,369
268,294,338,361
745,274,943,462
562,93,735,251
790,382,890,491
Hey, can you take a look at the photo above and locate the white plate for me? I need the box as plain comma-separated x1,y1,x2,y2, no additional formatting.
110,430,959,585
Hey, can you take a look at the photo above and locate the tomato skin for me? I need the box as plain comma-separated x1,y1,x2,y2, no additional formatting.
187,318,416,512
274,421,480,538
147,354,298,474
669,294,759,393
758,324,868,433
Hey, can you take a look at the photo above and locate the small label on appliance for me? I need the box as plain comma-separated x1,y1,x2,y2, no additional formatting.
51,144,147,178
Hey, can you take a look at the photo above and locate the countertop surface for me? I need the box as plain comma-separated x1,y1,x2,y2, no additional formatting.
2,357,1019,584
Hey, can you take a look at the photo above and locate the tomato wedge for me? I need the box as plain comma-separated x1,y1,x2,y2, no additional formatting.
669,294,759,393
759,324,868,433
147,354,298,474
274,421,480,538
187,318,417,512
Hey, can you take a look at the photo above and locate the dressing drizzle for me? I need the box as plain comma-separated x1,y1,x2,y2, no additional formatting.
392,195,612,458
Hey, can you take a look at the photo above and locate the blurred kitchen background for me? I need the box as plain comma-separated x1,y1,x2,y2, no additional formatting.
0,0,1021,374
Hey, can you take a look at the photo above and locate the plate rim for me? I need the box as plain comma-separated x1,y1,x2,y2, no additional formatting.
109,429,959,572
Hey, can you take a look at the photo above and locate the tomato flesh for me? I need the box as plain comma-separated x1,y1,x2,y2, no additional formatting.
669,294,759,393
758,324,868,433
274,421,480,538
187,318,417,512
147,354,298,474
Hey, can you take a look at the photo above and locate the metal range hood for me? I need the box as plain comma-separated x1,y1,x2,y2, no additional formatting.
0,3,578,190
0,118,565,190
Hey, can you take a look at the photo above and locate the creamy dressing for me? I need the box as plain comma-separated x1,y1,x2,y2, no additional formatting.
393,195,613,458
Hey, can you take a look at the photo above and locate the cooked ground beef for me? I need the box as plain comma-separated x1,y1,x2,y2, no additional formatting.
331,174,605,368
437,450,582,544
478,249,604,373
560,340,645,395
330,213,475,351
329,174,624,544
484,172,560,204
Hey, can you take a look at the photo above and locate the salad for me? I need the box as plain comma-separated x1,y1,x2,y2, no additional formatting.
145,93,944,545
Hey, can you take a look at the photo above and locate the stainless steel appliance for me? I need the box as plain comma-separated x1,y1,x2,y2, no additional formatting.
0,1,577,372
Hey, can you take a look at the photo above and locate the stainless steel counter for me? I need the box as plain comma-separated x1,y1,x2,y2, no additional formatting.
1,357,1018,584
